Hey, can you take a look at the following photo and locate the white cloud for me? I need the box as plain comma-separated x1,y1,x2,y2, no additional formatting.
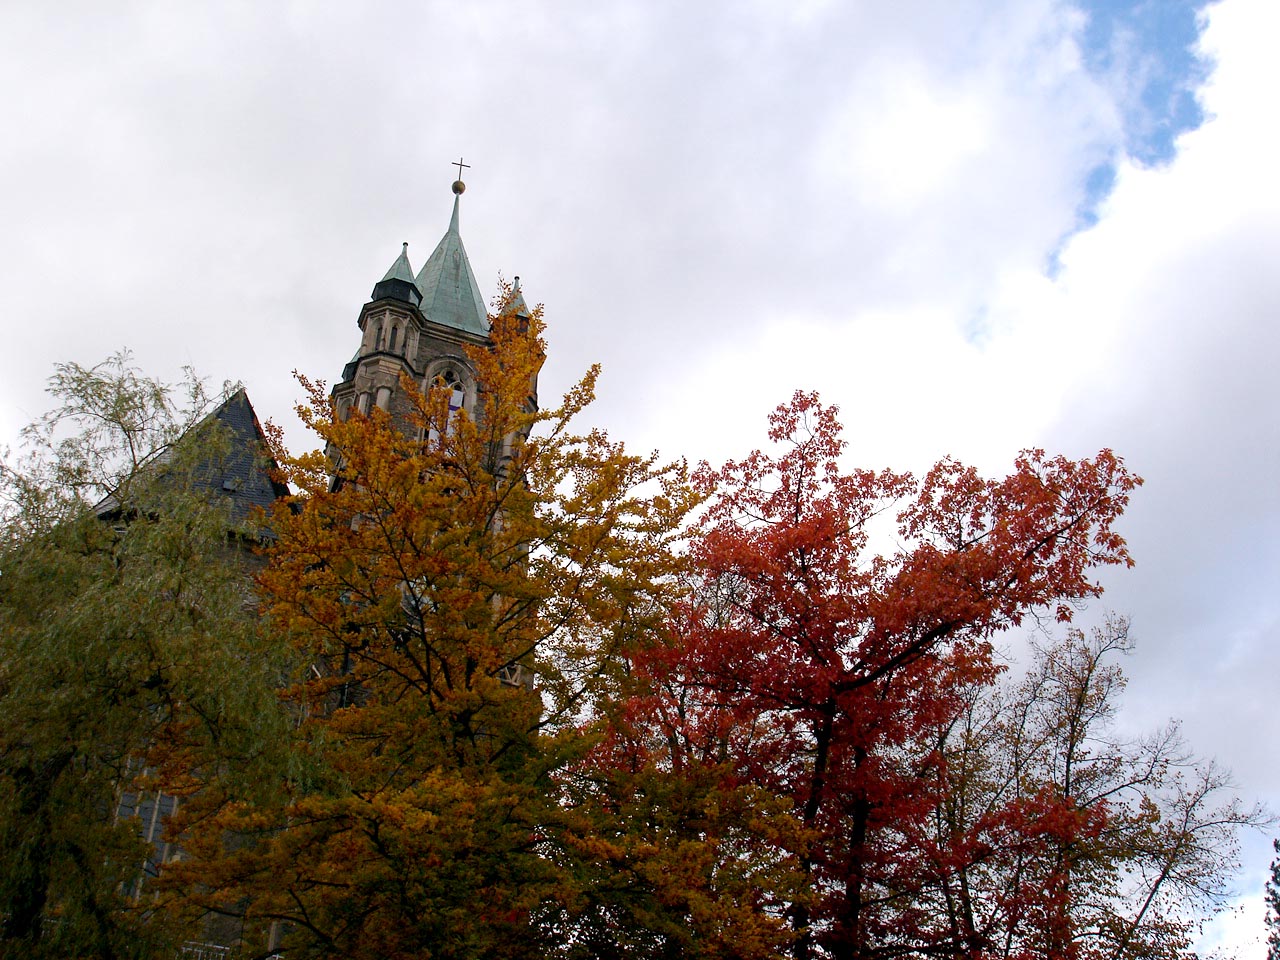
817,61,994,211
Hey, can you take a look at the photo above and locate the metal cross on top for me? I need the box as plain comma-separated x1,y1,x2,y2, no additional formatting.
452,157,471,179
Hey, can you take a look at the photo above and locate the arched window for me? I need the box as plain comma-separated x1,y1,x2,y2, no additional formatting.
357,392,371,415
376,386,392,411
389,325,399,353
426,368,467,444
373,320,384,352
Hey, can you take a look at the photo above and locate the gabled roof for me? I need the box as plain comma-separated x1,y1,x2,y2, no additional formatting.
208,388,291,525
414,194,489,337
94,388,289,528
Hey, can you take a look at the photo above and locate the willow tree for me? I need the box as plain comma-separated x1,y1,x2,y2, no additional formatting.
0,355,287,959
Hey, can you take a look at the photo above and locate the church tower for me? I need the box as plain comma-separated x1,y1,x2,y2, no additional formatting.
329,171,534,432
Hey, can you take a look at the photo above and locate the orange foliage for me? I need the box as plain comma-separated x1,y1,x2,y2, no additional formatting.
167,296,709,959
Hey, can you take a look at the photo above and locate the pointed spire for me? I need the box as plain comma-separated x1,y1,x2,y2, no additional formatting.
371,241,422,306
415,179,488,337
505,275,531,319
383,242,415,282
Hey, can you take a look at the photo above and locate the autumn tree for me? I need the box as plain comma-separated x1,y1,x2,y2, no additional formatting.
1266,839,1280,960
647,391,1142,960
923,616,1268,960
166,297,728,959
0,355,288,959
544,642,810,960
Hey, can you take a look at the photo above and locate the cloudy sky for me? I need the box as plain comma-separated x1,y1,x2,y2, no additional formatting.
1,0,1276,951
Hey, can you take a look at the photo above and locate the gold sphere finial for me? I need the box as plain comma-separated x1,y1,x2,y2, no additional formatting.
450,157,470,196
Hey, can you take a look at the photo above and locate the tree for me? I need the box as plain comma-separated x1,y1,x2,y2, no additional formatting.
166,298,718,958
546,647,810,960
0,354,288,959
924,617,1269,960
647,391,1142,960
1266,838,1280,960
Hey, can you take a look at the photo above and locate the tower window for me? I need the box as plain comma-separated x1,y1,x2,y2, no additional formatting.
426,369,467,443
376,386,392,411
389,325,399,353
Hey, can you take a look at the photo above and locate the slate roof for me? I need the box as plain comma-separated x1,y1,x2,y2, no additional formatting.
94,388,289,529
414,194,489,337
206,388,291,526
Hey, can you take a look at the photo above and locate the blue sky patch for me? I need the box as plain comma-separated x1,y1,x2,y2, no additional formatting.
1046,0,1213,270
1075,0,1212,166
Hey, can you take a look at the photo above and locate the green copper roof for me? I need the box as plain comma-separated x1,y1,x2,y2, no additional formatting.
414,195,489,337
382,242,416,283
505,276,531,318
371,241,423,306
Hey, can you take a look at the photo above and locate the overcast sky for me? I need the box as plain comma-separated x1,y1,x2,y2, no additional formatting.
1,0,1277,952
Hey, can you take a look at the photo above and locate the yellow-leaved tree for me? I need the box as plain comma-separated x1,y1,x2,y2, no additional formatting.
166,296,720,958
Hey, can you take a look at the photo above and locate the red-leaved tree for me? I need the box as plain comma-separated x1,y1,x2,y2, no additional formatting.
630,391,1141,960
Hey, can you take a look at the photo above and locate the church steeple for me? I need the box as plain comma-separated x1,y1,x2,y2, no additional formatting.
330,164,535,432
414,182,489,337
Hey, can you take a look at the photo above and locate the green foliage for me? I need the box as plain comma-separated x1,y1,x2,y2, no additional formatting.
0,353,289,958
